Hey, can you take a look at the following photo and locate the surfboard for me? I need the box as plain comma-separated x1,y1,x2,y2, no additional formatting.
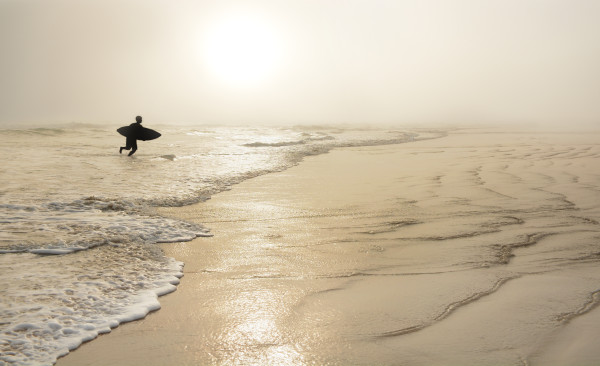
117,125,161,141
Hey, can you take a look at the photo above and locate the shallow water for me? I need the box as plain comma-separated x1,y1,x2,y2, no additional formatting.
0,123,429,365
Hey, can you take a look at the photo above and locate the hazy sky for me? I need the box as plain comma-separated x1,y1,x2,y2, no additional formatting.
1,0,599,127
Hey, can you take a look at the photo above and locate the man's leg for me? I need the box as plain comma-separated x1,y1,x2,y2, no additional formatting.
127,141,138,156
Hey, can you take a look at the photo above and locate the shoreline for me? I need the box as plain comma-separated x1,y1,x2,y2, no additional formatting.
58,129,600,365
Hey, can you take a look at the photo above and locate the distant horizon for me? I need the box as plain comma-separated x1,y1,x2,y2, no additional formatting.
1,119,598,133
2,0,599,128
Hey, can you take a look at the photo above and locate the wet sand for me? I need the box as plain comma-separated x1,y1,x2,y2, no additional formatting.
58,129,600,365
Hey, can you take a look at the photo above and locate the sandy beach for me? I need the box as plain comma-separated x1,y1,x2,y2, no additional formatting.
57,129,600,366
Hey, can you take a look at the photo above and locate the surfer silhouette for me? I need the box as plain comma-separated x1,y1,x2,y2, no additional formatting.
117,116,161,155
119,116,143,156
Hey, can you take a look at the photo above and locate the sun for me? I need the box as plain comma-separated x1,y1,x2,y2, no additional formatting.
202,13,282,87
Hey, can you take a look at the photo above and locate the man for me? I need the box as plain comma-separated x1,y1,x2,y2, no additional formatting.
120,116,143,156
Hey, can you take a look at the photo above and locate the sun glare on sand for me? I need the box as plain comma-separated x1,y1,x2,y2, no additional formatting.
203,13,283,87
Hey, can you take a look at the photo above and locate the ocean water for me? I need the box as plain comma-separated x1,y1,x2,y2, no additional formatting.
0,124,436,365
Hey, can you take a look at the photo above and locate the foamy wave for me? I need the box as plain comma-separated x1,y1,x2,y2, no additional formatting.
0,127,69,136
0,194,211,365
243,132,335,148
244,140,307,147
0,197,211,254
0,248,184,366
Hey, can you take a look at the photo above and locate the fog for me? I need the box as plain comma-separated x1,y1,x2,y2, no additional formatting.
1,0,599,128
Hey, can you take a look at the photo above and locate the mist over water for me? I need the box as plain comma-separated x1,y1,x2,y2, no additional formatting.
2,1,599,127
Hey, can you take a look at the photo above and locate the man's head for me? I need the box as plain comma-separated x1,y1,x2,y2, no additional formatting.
136,116,142,123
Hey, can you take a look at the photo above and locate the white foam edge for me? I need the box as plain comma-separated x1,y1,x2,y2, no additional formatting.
29,247,86,255
0,249,24,254
21,228,212,255
52,291,165,361
55,259,184,363
156,232,214,243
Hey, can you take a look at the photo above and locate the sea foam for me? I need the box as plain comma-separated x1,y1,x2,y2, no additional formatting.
0,246,185,366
